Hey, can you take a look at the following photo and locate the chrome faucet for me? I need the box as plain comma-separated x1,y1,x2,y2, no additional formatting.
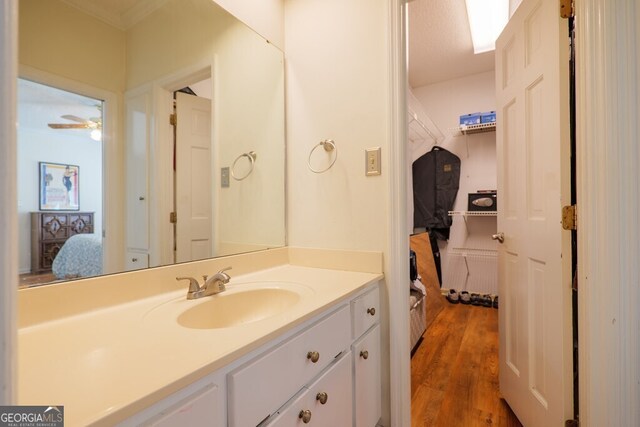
176,267,232,300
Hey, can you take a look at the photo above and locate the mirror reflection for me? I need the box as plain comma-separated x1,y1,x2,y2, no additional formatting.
17,0,286,288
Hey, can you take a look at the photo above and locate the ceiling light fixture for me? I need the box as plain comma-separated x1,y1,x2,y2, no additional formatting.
90,129,102,141
465,0,509,54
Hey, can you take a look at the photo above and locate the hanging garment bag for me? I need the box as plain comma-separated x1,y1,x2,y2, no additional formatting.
412,146,461,240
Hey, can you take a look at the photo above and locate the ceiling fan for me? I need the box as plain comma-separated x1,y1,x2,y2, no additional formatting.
47,114,102,130
47,111,103,141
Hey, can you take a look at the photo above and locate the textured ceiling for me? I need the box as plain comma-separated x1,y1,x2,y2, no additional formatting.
408,0,495,89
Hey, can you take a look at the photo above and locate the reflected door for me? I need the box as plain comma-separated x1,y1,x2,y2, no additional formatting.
175,92,213,263
495,0,573,424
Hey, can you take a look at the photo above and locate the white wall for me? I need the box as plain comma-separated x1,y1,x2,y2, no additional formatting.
17,126,103,274
411,70,498,294
213,0,284,50
126,0,286,257
285,0,389,252
18,0,126,94
215,23,285,254
284,0,392,423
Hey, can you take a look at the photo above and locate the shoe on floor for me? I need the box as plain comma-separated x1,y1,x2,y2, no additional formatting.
493,296,499,309
459,291,471,305
482,294,493,307
446,289,459,304
470,293,481,305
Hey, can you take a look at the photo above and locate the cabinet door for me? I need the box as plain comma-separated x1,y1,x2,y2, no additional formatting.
351,286,379,340
142,383,220,427
126,250,149,270
228,305,351,427
266,352,352,427
353,324,381,427
125,90,150,255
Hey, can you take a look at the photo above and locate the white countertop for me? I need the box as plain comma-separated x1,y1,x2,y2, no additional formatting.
18,264,382,426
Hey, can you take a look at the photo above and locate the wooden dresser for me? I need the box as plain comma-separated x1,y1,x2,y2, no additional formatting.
31,212,94,274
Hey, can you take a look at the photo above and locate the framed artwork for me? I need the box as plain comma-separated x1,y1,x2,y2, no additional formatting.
39,162,80,211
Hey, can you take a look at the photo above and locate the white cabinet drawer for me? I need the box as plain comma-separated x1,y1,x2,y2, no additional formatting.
351,286,379,339
265,352,353,427
353,324,381,427
228,305,351,427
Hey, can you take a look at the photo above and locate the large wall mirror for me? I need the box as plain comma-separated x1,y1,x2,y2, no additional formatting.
17,0,286,287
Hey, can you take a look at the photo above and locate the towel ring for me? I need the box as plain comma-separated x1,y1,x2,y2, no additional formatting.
231,151,257,181
307,139,337,173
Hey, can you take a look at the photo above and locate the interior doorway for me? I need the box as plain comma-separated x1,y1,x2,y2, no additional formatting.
406,0,575,425
16,78,104,287
173,79,213,263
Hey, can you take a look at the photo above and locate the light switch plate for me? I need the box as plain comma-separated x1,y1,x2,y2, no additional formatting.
221,167,230,188
365,147,381,176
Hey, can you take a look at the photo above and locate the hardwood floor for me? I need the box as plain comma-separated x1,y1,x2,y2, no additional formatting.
411,301,523,427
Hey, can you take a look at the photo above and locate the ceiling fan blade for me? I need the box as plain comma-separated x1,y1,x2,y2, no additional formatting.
60,114,88,123
48,123,91,129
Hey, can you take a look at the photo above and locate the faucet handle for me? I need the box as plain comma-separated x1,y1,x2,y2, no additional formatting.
219,266,232,280
176,276,201,293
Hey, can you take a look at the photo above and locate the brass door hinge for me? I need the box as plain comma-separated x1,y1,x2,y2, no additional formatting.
170,212,177,223
169,113,177,126
560,0,574,18
562,205,577,230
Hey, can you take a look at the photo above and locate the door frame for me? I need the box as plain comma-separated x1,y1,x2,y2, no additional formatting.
387,0,411,426
575,1,640,425
18,65,121,276
0,0,18,404
151,64,214,264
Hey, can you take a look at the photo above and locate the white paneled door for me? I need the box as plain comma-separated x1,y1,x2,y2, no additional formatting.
175,91,213,263
495,0,573,425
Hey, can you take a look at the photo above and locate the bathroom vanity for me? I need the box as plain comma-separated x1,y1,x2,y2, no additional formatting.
17,249,384,426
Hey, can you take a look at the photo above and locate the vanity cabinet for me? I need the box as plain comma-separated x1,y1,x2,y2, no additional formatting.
120,282,381,427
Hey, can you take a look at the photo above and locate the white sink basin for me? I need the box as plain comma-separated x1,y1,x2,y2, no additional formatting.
144,281,314,330
178,287,301,329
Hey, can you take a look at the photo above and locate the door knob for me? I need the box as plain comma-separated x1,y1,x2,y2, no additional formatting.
492,232,505,243
299,410,312,423
307,351,320,363
316,391,328,404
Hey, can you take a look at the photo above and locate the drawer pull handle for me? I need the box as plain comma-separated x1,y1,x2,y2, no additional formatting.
131,258,138,262
367,307,376,316
307,351,320,363
360,350,369,360
316,391,328,405
299,409,312,423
